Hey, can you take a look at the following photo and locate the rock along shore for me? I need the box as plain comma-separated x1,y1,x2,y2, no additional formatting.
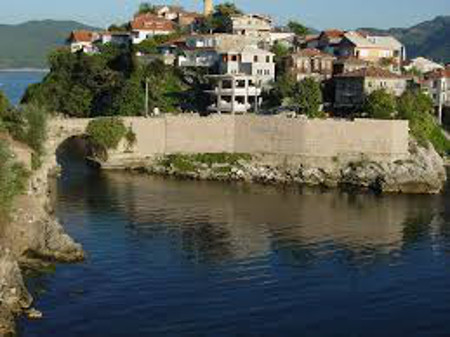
0,144,84,336
131,140,446,195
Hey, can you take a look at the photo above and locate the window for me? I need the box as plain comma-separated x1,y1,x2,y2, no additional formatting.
231,55,238,61
254,55,259,63
266,55,270,63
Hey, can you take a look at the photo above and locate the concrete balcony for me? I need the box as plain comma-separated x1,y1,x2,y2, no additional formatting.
205,87,262,96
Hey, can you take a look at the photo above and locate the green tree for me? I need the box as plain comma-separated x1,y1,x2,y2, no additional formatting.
0,90,10,117
263,74,297,107
198,2,243,33
364,89,396,119
271,42,291,78
287,20,309,37
137,2,157,15
292,77,323,117
108,23,130,32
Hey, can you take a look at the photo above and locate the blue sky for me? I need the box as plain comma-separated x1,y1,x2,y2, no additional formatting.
0,0,448,30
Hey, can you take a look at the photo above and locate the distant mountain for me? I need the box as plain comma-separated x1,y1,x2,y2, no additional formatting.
0,20,100,69
359,16,450,63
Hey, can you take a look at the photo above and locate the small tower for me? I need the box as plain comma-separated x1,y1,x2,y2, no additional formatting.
204,0,213,16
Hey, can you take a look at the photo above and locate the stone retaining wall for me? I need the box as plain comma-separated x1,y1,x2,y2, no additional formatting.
50,115,410,163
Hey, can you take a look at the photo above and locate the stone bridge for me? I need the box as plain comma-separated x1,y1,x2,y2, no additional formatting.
45,117,93,168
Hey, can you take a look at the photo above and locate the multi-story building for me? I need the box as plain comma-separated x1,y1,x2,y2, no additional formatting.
284,48,335,81
422,67,450,124
206,45,275,114
218,45,275,84
334,67,407,108
336,31,405,71
130,14,175,44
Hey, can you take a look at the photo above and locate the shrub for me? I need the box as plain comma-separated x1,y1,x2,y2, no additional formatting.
0,90,10,116
86,117,128,151
364,89,396,119
0,140,29,217
1,105,48,166
397,89,450,154
292,77,323,118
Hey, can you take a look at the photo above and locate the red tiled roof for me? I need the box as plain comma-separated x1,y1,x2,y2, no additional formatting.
321,29,345,39
336,66,406,79
425,67,450,80
70,30,97,43
131,13,175,31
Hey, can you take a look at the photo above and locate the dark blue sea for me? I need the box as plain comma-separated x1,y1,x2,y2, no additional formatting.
3,73,450,337
0,70,46,105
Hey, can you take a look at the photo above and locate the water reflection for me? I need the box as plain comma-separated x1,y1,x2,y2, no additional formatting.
58,169,442,267
21,162,450,337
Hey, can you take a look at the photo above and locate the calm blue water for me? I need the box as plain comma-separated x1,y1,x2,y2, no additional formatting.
0,71,46,105
18,159,450,337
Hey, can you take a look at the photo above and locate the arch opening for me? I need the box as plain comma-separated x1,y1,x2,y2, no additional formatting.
56,135,101,175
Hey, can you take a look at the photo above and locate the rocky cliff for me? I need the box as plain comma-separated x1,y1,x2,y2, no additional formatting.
139,140,447,195
0,142,84,336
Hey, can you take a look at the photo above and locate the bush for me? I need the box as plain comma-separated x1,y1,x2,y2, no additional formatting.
0,90,10,116
1,105,48,165
0,140,29,217
397,89,450,155
86,117,128,151
365,89,396,119
292,78,323,118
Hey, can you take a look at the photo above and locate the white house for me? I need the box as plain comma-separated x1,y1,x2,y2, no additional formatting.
404,57,444,74
100,31,131,46
130,13,175,44
218,45,275,85
422,67,450,124
229,14,272,37
206,45,275,114
68,30,100,53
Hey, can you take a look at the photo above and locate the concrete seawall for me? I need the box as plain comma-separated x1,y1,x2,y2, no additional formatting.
95,115,410,162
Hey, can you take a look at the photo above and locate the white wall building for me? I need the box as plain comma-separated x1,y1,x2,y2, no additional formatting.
229,14,272,37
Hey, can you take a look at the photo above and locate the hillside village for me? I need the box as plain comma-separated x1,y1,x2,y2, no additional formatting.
66,1,449,121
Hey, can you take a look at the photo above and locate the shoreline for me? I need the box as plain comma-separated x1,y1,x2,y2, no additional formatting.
0,143,84,336
100,139,447,195
0,68,49,73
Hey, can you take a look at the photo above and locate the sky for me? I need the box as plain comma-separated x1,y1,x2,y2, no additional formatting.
0,0,448,30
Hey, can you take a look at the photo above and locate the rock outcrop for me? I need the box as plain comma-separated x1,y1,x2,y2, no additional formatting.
0,140,84,336
140,140,447,195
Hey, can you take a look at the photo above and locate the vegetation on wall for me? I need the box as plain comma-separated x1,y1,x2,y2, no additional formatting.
86,117,129,151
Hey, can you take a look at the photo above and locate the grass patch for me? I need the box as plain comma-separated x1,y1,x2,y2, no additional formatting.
158,153,252,173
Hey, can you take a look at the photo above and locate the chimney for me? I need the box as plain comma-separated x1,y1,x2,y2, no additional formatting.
204,0,213,16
